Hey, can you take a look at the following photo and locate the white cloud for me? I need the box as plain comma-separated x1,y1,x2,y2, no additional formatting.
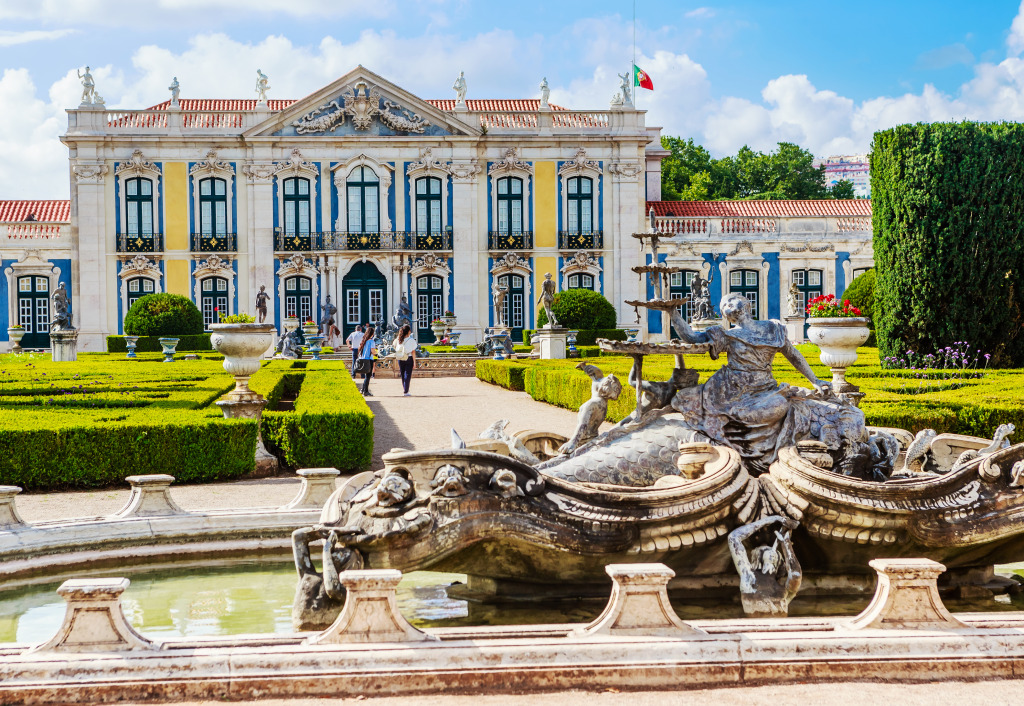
1008,0,1024,56
0,69,74,199
685,7,715,19
0,29,76,47
0,0,394,24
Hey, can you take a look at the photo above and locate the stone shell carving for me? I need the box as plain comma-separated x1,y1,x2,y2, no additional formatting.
189,149,234,177
119,255,159,274
407,148,452,176
488,147,534,177
558,148,601,176
114,150,161,177
490,252,531,275
194,254,233,277
562,251,598,271
450,161,482,182
274,149,317,177
277,254,315,277
292,82,430,134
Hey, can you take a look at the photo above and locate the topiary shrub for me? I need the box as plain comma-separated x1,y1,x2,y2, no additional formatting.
123,293,205,337
536,289,617,330
871,122,1024,366
841,269,876,346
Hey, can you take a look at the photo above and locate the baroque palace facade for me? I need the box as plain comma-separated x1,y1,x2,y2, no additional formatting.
0,66,873,351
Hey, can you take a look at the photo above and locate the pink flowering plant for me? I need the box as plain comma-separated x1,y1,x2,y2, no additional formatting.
881,341,991,393
806,294,863,318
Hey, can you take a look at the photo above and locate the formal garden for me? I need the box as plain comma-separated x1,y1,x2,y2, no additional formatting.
0,352,373,490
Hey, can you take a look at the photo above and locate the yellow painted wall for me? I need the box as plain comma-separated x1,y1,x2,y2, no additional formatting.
165,260,190,297
534,161,557,248
164,162,189,251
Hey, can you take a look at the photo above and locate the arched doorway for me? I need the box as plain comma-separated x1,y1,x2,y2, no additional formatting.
200,276,230,330
342,261,387,340
498,273,525,342
792,268,823,338
17,275,50,349
416,274,444,343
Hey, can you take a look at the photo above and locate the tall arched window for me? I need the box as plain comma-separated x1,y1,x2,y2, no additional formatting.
566,176,593,234
347,167,379,233
729,269,759,319
200,276,229,329
670,270,699,322
126,277,155,314
496,177,523,235
125,178,153,238
283,177,310,236
415,177,442,235
567,273,594,290
199,178,227,236
284,276,313,322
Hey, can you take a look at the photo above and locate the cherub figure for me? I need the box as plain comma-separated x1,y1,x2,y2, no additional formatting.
558,362,622,455
618,355,698,426
728,515,802,617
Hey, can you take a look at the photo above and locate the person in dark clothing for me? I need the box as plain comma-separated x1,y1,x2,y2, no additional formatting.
356,325,377,396
394,324,417,396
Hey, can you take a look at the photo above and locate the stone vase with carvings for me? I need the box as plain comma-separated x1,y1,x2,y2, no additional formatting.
209,323,276,418
806,317,871,393
7,327,25,353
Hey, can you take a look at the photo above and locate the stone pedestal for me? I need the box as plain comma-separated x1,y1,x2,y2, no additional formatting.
580,563,704,637
216,397,278,476
534,326,568,360
28,578,155,653
691,318,722,334
113,475,184,518
784,315,806,343
844,558,965,631
0,486,25,529
281,468,340,510
50,329,79,362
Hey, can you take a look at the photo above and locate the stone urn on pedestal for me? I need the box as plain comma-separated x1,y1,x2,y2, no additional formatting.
301,321,319,339
430,320,447,342
157,337,179,363
807,316,871,403
209,323,278,474
6,326,25,353
124,335,140,359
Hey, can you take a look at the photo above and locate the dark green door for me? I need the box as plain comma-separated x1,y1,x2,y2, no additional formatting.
792,269,823,339
283,276,312,323
416,274,443,343
342,261,387,340
669,270,698,322
200,276,230,330
17,275,50,349
499,273,525,342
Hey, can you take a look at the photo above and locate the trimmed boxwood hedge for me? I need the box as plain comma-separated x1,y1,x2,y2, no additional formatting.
0,354,373,490
524,329,626,346
107,334,213,353
477,346,1024,436
123,293,205,336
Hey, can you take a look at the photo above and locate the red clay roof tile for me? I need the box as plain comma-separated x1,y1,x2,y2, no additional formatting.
647,200,872,218
0,200,70,223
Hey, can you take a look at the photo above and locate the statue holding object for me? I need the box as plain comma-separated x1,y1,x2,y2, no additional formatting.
728,515,802,617
537,272,559,328
255,285,269,324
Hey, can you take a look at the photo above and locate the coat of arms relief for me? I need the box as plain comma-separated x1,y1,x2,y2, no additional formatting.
292,81,430,135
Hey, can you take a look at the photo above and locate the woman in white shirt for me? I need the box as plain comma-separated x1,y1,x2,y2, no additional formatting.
394,324,417,396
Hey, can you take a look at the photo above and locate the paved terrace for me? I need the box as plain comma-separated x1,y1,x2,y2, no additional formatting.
16,375,592,522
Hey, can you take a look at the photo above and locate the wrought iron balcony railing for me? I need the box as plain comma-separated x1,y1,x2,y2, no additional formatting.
191,232,237,252
558,230,604,250
117,232,164,253
488,231,534,251
274,230,454,253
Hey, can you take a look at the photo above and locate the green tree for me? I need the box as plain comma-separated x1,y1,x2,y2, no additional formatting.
124,293,205,336
536,289,617,330
871,122,1024,366
828,179,857,199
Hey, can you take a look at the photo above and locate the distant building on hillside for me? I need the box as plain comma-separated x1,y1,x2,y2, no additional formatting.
817,155,870,198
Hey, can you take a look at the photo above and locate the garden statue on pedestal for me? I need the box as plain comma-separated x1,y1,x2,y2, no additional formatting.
690,272,715,321
393,296,413,330
275,327,303,359
51,282,73,331
320,295,338,337
787,283,801,318
492,281,508,328
255,285,270,323
537,272,559,328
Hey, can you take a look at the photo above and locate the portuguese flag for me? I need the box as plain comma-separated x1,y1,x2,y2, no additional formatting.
633,64,654,91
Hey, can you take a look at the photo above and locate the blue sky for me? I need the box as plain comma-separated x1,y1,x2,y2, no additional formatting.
3,0,1024,198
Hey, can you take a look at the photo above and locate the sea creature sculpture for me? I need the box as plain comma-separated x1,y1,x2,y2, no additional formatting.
489,469,520,498
619,355,697,425
479,419,541,465
728,515,802,617
431,464,469,497
954,424,1015,469
558,363,622,455
891,429,939,478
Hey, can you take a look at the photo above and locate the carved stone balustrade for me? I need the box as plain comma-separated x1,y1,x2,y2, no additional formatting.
0,486,25,529
281,468,340,510
307,569,436,644
580,563,704,637
844,558,966,630
112,475,186,519
28,578,156,653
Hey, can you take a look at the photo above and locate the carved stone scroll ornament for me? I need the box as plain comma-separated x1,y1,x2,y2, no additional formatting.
189,149,234,177
72,163,109,184
277,254,315,278
609,161,643,180
120,254,159,274
194,254,233,277
727,240,755,257
243,162,276,184
558,148,601,177
407,148,452,176
274,148,317,177
561,251,598,271
488,147,533,177
114,150,161,178
292,82,430,134
450,161,482,182
490,251,531,276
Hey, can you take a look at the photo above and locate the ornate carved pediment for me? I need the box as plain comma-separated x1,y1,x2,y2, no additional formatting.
274,149,318,178
558,148,601,177
560,251,599,273
728,240,755,257
119,254,160,276
115,150,161,178
292,81,430,135
277,254,315,277
488,147,533,177
73,163,109,184
407,148,452,176
410,253,451,274
189,149,234,177
193,254,233,277
243,162,276,184
490,252,531,275
608,161,642,180
450,161,482,182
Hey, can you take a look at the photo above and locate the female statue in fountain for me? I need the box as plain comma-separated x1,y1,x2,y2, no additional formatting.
669,293,866,474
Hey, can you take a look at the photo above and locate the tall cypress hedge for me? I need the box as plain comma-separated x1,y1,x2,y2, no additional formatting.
871,122,1024,366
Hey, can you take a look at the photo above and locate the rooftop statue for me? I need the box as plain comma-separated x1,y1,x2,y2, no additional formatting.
168,76,180,107
255,69,270,103
77,66,97,105
452,71,467,105
539,77,550,108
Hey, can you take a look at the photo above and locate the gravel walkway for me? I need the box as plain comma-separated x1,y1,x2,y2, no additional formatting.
15,376,591,523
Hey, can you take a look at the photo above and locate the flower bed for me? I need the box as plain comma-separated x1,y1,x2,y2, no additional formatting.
0,353,372,490
476,346,1024,437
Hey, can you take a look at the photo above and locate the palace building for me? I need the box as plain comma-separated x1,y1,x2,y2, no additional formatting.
1,66,873,351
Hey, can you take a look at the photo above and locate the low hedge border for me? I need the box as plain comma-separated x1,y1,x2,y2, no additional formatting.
477,347,1024,436
524,329,627,346
107,334,213,353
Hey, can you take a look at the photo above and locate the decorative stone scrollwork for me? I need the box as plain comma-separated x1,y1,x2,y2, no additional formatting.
189,149,235,178
450,161,482,182
728,241,755,257
488,147,533,177
669,242,702,258
119,254,159,274
242,162,276,184
274,149,317,178
558,148,601,177
277,254,315,278
407,147,452,176
608,161,642,180
411,253,450,273
490,252,531,276
560,251,601,290
115,150,161,178
292,82,430,135
780,241,836,254
193,254,233,277
72,163,109,184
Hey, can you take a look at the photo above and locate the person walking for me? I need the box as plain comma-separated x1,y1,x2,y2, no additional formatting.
346,324,364,368
355,325,377,396
394,324,418,396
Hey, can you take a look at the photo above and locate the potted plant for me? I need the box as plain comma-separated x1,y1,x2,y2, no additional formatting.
805,294,871,394
302,318,319,338
209,312,276,415
430,318,447,341
442,309,457,327
7,324,25,353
